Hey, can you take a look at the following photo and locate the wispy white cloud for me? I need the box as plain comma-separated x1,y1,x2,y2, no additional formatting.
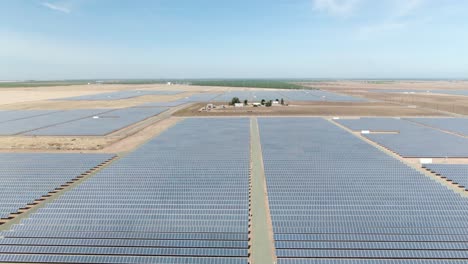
313,0,361,17
394,0,424,17
356,0,426,39
41,2,71,13
358,22,405,38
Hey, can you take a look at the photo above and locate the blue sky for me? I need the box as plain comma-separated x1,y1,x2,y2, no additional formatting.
1,0,467,80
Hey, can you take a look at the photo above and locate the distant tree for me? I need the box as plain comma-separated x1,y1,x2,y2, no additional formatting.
266,100,273,107
275,98,279,102
230,97,241,105
244,99,248,105
261,99,266,105
280,98,284,105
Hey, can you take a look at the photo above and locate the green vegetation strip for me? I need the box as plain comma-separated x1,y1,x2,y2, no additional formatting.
250,118,276,264
190,80,306,89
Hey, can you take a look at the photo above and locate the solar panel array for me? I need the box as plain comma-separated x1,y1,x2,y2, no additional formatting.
136,93,222,107
371,89,468,97
0,109,114,135
406,118,468,136
0,153,114,219
0,118,250,264
181,93,223,102
213,90,366,102
424,164,468,190
0,110,59,124
57,90,183,101
25,107,168,136
136,101,187,107
335,118,468,157
213,91,285,102
258,117,468,263
280,90,367,102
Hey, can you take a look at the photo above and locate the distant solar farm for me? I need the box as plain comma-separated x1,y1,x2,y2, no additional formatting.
2,81,468,264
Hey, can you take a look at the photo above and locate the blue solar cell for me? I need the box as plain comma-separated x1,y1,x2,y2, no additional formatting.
0,109,113,135
24,107,168,136
57,90,183,101
0,118,250,263
258,117,468,262
335,118,468,157
0,153,114,219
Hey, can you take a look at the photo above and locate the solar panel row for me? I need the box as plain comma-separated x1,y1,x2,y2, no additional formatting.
406,118,468,137
57,90,183,101
0,109,114,135
0,118,250,263
335,118,468,157
258,118,468,262
212,90,366,102
424,164,468,190
0,110,60,124
24,107,168,136
0,153,114,219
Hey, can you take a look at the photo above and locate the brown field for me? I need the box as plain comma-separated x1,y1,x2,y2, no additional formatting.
300,80,468,91
339,91,468,116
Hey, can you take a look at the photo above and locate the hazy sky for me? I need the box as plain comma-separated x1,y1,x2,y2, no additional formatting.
1,0,467,80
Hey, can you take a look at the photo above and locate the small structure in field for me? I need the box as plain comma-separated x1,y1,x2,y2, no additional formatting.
234,103,244,108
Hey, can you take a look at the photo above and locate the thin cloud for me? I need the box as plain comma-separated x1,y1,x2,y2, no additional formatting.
41,2,71,13
394,0,424,17
358,22,406,38
313,0,361,17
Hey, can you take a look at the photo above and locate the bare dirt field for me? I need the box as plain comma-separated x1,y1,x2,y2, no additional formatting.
174,102,446,117
0,116,181,154
301,80,468,91
342,91,468,116
295,80,468,116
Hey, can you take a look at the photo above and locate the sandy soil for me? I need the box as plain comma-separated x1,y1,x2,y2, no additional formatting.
0,92,197,110
174,102,445,117
343,91,468,115
301,80,468,91
0,84,230,107
0,117,180,153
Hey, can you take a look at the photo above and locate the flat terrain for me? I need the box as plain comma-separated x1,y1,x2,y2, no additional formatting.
3,80,468,263
174,102,444,117
0,80,466,153
302,80,468,91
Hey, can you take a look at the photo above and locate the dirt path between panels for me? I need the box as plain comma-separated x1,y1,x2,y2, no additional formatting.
249,118,276,264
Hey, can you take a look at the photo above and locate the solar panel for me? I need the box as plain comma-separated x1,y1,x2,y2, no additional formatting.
424,164,468,190
212,90,366,102
0,109,113,135
0,153,114,219
406,118,468,136
24,107,168,136
258,117,468,262
335,118,468,157
57,90,184,101
0,118,250,263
